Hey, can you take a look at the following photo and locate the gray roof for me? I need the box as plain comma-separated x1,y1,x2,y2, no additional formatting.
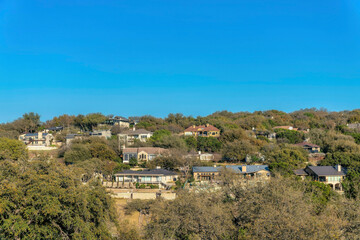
192,165,269,174
115,169,177,176
306,166,346,176
192,166,222,172
24,133,49,137
294,169,308,176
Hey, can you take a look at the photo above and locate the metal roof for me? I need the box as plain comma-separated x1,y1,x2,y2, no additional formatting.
307,166,346,176
192,165,269,174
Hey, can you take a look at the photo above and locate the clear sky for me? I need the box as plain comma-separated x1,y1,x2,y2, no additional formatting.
1,0,360,123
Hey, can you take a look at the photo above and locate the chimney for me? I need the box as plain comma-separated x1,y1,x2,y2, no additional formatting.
132,126,136,131
242,165,247,172
156,166,161,169
38,132,43,139
213,164,217,168
198,151,201,155
206,123,209,127
335,164,341,172
193,125,196,128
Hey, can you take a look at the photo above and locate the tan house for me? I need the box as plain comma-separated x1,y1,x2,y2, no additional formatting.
294,165,346,191
19,132,54,146
105,116,130,128
184,124,220,137
114,168,179,188
118,128,153,146
192,165,270,182
185,151,215,161
122,147,167,163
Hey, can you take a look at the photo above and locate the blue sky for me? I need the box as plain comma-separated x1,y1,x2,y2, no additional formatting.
1,0,360,123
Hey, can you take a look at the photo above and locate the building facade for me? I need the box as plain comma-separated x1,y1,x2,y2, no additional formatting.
193,165,270,182
294,165,346,191
19,132,54,146
122,147,167,163
114,169,178,188
184,124,220,137
118,128,153,146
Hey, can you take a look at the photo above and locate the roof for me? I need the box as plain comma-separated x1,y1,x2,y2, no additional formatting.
192,166,221,172
23,133,49,137
123,147,167,155
294,169,308,176
115,169,177,176
295,142,320,148
47,126,63,131
184,124,220,132
66,134,82,139
226,165,269,173
120,129,153,136
192,165,269,174
306,166,346,176
114,116,129,122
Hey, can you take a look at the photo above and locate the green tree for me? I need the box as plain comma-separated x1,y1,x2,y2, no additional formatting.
0,160,118,239
0,138,28,161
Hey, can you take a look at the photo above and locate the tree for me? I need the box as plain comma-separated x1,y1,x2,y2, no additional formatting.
145,191,237,240
265,145,308,175
0,159,118,239
222,139,257,162
197,137,221,153
0,138,28,161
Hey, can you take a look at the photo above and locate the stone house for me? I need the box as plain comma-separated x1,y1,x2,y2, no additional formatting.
122,147,167,163
18,132,54,146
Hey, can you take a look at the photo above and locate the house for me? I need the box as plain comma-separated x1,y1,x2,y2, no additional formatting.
65,134,84,145
90,130,112,139
184,124,220,137
273,126,298,131
294,165,346,191
192,165,270,182
114,168,179,188
122,147,168,163
185,151,215,161
295,142,321,153
45,126,64,133
118,128,153,146
252,128,276,140
105,116,130,128
18,132,54,146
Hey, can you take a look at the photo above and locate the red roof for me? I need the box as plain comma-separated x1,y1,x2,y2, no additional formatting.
184,124,220,132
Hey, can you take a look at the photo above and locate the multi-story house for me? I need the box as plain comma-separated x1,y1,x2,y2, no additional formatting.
192,165,270,182
90,130,112,139
18,132,54,146
294,142,321,153
294,165,346,191
114,168,179,188
122,147,167,163
184,124,220,137
118,128,153,146
104,116,130,128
